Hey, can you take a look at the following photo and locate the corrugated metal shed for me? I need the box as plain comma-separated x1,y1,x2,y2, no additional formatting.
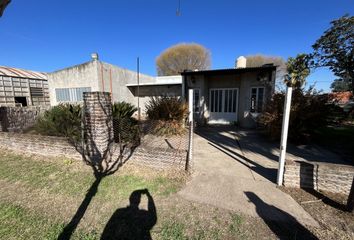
0,66,47,80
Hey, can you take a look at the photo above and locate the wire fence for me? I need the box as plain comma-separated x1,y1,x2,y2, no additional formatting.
112,118,192,170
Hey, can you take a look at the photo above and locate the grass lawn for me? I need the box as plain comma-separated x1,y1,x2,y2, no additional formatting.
0,149,275,240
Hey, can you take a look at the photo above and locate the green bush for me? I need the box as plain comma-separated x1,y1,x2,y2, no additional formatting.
112,101,137,119
112,102,139,145
34,104,82,142
258,87,329,143
145,97,188,136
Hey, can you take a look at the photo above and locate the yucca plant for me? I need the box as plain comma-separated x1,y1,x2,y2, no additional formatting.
112,101,139,145
112,101,137,120
145,96,188,136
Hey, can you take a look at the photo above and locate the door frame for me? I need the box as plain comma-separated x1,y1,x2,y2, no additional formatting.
208,88,239,124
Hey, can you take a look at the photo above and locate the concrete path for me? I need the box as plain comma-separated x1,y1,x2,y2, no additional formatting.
178,126,319,227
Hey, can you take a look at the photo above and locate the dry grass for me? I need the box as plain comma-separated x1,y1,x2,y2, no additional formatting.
282,187,354,240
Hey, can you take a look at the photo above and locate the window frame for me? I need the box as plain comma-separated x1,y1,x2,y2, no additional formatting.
250,87,265,113
55,87,91,102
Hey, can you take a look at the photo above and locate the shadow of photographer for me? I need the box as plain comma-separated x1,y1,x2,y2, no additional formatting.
101,189,157,240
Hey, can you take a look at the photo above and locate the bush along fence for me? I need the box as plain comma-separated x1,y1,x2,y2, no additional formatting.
0,92,193,171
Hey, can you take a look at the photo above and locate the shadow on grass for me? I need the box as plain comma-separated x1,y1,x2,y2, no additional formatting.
101,189,157,240
58,95,139,240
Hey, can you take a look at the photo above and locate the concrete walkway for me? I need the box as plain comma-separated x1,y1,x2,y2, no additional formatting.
178,126,319,227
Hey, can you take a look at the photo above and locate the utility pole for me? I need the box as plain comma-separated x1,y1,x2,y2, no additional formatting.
277,86,293,186
137,57,140,121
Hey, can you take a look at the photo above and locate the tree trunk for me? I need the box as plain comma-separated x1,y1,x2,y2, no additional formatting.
347,177,354,212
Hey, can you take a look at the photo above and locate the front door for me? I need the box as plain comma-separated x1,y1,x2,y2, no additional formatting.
209,88,238,124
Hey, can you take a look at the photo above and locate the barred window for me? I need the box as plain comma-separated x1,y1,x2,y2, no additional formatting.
55,87,91,102
250,87,264,113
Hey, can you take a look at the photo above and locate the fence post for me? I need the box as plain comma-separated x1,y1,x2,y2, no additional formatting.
277,86,293,186
186,89,194,171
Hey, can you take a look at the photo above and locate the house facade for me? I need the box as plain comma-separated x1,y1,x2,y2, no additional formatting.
47,54,182,112
182,58,276,128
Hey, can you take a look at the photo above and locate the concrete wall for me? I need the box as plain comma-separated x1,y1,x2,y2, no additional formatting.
48,61,100,105
48,60,156,107
284,159,354,195
99,62,155,113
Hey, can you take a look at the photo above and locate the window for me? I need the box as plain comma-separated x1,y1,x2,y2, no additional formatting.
55,87,91,102
250,87,264,113
193,89,200,113
210,89,238,113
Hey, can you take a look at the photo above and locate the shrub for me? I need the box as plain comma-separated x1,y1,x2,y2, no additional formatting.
112,101,137,119
34,104,82,142
145,97,188,136
146,97,187,122
258,87,329,143
112,102,139,145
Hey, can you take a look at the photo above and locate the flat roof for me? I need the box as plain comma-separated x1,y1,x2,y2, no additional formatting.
126,75,182,87
181,66,276,75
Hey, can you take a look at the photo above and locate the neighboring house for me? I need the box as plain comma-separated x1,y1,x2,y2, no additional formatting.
47,54,182,111
0,66,50,107
182,56,276,128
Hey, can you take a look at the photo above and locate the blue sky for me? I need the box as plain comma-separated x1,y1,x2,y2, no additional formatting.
0,0,353,92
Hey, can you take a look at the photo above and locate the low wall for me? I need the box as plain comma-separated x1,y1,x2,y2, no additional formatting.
0,106,47,132
284,159,354,195
0,132,186,170
0,132,81,160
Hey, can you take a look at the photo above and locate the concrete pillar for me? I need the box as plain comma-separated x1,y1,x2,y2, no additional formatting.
83,92,114,162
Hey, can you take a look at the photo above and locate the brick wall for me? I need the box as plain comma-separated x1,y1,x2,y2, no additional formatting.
284,159,354,195
0,132,81,160
0,106,47,132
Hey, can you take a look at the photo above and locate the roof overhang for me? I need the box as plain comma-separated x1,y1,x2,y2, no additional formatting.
126,81,181,87
126,75,182,87
181,66,276,76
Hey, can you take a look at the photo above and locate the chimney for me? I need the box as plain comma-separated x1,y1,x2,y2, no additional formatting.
91,53,99,61
236,56,247,68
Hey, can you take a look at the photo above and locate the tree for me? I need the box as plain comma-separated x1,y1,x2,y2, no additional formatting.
156,43,211,76
284,54,311,89
331,79,352,92
312,14,354,94
245,54,286,90
245,54,286,68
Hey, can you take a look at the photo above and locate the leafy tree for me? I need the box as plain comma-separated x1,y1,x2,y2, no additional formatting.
312,14,354,94
284,54,311,89
156,43,211,76
331,79,352,92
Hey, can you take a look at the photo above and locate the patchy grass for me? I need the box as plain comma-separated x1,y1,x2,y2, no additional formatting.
282,187,354,240
0,150,278,239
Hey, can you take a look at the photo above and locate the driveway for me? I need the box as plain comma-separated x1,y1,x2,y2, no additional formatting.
178,126,319,228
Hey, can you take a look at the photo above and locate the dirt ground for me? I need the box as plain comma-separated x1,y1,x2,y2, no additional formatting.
281,187,354,240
